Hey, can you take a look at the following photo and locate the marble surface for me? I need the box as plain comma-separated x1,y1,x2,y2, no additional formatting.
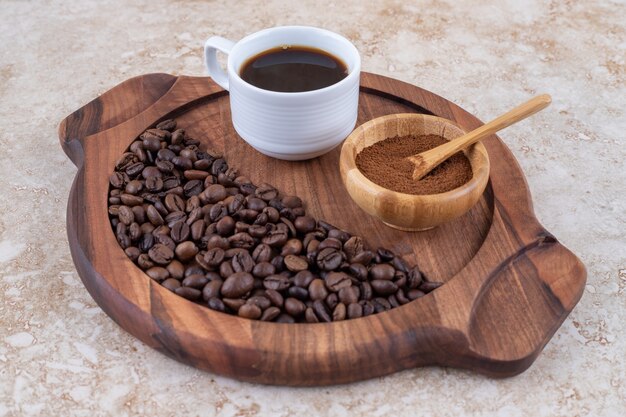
1,0,624,415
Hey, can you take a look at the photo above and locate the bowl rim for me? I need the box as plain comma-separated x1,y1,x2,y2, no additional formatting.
340,113,490,203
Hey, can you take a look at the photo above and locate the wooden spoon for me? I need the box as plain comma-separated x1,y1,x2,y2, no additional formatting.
409,94,552,180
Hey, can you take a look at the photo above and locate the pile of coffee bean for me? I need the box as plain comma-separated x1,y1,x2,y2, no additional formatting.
108,119,443,323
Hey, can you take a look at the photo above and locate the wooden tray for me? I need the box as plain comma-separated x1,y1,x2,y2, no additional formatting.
59,72,586,386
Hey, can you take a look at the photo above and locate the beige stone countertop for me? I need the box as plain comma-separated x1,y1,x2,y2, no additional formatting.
1,0,624,416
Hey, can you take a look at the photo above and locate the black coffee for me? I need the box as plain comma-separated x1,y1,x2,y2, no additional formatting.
108,118,444,323
240,46,348,92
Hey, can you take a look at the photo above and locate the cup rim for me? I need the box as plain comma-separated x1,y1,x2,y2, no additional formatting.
227,25,361,97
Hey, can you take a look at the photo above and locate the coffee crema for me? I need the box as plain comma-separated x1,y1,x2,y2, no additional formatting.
240,45,348,92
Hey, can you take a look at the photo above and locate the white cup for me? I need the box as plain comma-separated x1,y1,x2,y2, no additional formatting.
204,26,361,160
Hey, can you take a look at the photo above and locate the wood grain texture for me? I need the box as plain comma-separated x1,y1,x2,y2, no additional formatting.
339,113,490,230
59,72,586,386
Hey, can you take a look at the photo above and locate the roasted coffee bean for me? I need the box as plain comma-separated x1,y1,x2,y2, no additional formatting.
183,179,203,197
124,180,143,195
351,250,374,265
287,286,308,301
251,243,272,263
348,263,368,281
284,298,306,317
223,299,245,312
255,183,278,201
175,241,198,262
165,211,187,228
164,194,185,213
275,314,296,323
156,119,177,132
120,193,144,207
328,229,350,243
124,246,141,262
325,272,352,292
252,262,275,278
293,270,314,288
263,274,290,291
332,303,347,321
174,286,201,300
326,293,339,310
263,229,288,247
372,297,391,313
145,176,163,192
316,248,343,271
125,162,145,178
377,247,395,261
318,238,342,251
209,203,228,222
338,286,359,304
204,247,225,267
148,244,174,265
371,279,398,295
419,281,443,292
142,128,171,143
391,256,409,273
142,166,162,180
146,267,169,281
154,233,176,251
405,266,423,289
263,207,280,223
281,195,302,209
369,264,395,280
207,297,226,312
281,239,302,256
202,279,223,301
238,303,262,319
347,302,363,319
313,300,331,323
109,172,125,188
308,279,328,301
221,272,254,298
190,219,206,240
360,282,373,301
182,274,208,289
171,221,190,243
246,296,271,310
360,300,375,316
138,233,154,252
162,278,181,292
117,205,135,225
210,158,228,176
305,307,319,323
228,232,255,249
248,224,269,238
216,216,235,236
167,260,185,279
146,205,164,226
231,251,255,273
260,306,281,321
280,217,297,237
157,160,175,174
294,216,315,234
265,289,284,307
284,254,308,272
343,236,364,260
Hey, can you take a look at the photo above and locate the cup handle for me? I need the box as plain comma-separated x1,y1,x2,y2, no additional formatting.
204,36,235,91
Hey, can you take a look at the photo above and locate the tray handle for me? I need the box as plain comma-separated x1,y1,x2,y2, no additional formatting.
58,73,178,165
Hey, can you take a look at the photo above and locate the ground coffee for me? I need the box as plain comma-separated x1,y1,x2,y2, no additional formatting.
108,119,443,323
355,134,473,195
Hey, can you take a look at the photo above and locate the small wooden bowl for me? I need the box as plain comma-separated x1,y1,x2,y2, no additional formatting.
340,114,490,231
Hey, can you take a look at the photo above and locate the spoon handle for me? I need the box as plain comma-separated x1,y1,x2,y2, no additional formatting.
411,94,552,180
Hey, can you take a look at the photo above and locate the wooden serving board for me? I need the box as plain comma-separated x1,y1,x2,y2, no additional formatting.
59,72,586,386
